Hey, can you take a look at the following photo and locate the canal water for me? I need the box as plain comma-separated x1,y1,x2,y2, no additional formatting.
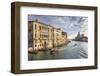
28,41,88,60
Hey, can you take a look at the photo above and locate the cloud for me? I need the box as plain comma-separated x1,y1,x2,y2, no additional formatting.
28,15,88,37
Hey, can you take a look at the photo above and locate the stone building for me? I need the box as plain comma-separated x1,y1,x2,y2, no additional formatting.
28,19,68,52
74,32,88,42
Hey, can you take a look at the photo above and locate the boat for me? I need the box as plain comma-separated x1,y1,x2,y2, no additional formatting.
73,43,77,46
50,48,58,55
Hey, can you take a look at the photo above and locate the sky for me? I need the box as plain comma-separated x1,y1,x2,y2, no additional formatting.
28,15,88,39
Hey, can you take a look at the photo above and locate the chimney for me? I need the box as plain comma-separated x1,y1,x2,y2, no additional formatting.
35,19,39,22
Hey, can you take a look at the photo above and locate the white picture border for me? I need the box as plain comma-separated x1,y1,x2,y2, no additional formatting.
20,6,95,70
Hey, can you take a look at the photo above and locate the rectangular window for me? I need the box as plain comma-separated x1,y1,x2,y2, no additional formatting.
35,40,37,43
35,24,37,29
40,26,41,30
35,34,36,38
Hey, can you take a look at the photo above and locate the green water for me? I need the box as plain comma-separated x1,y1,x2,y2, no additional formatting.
28,41,88,60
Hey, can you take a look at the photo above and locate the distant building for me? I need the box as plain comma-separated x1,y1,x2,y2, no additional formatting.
28,19,68,52
75,32,81,41
74,32,88,42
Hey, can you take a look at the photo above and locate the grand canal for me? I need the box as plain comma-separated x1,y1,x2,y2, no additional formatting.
28,41,88,60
